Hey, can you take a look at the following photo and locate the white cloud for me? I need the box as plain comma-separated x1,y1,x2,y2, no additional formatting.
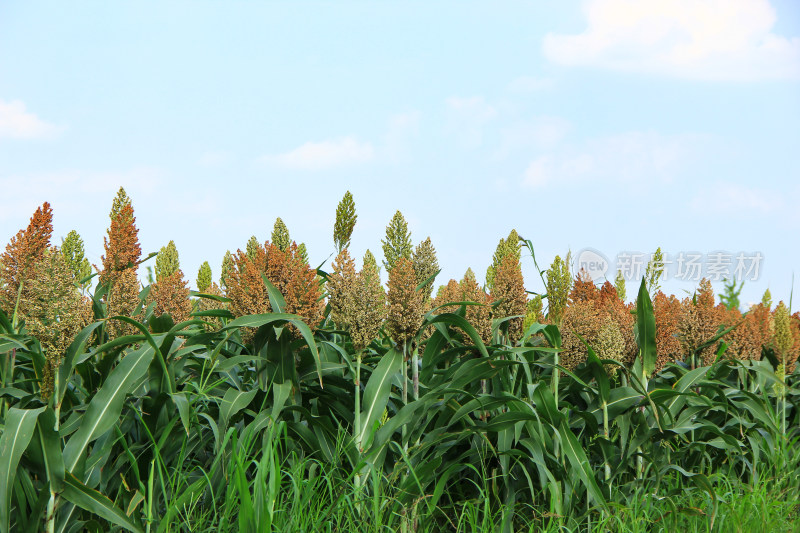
522,130,698,188
263,137,374,170
0,99,62,139
543,0,800,80
445,96,497,147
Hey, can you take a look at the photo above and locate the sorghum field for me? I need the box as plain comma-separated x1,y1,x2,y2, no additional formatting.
1,189,798,533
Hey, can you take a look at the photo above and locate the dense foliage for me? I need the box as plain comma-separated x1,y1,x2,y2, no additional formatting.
0,192,798,533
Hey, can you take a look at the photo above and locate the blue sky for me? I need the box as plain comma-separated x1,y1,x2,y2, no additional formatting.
1,0,799,308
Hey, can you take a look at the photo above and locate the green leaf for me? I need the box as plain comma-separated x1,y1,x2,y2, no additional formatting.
635,277,657,379
218,388,258,431
57,321,104,404
357,347,402,447
170,393,191,436
425,313,489,359
557,420,608,511
586,387,643,422
61,472,143,533
0,407,45,532
63,345,155,473
664,366,709,416
260,274,287,314
224,313,322,385
34,407,65,493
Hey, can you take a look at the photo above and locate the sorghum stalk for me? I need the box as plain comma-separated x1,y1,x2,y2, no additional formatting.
603,399,610,482
45,382,60,533
354,348,363,449
402,340,408,405
412,346,419,401
552,346,559,411
354,348,365,493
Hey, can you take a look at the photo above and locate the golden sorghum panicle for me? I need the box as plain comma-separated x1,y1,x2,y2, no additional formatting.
386,257,422,346
101,202,142,338
194,281,225,331
434,279,461,315
272,218,291,252
350,252,387,351
0,202,54,315
773,301,799,373
412,237,439,303
546,252,572,325
148,270,193,324
559,274,637,372
226,242,271,336
720,305,762,362
282,242,325,330
460,268,493,346
333,191,357,253
678,278,726,366
570,269,597,303
381,210,412,273
227,240,324,342
328,249,357,328
148,242,192,323
486,229,521,290
491,253,527,343
653,291,682,373
560,297,604,372
101,203,141,275
595,316,626,375
25,247,93,399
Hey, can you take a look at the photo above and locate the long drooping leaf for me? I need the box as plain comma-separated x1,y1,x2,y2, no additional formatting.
0,406,44,532
61,472,143,533
557,420,608,511
62,345,155,473
224,313,322,385
425,313,489,358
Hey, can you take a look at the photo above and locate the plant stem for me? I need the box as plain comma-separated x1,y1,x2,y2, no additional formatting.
602,399,610,482
355,348,362,450
411,346,419,401
552,346,559,411
402,341,408,405
45,393,60,533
